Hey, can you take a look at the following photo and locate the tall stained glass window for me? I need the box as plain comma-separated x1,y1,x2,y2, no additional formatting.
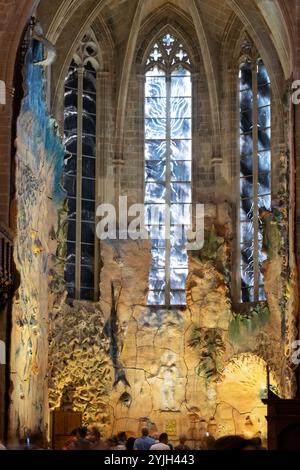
239,59,271,303
144,33,192,307
63,33,99,301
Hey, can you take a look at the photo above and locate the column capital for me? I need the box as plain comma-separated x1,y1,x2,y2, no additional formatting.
112,158,125,166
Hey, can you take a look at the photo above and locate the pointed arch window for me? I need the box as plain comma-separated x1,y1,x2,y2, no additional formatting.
239,58,271,303
63,33,100,301
144,33,192,307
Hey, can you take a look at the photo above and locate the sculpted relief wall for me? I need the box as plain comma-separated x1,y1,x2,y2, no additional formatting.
10,25,298,449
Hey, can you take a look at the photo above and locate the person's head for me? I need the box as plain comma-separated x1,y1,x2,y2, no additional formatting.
118,431,127,443
88,426,101,442
126,437,136,451
76,427,87,439
141,427,149,437
159,433,168,444
179,434,187,445
213,435,260,451
107,436,118,448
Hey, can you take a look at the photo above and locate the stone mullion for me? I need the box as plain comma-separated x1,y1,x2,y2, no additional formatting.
165,74,171,308
137,73,145,205
94,71,106,301
75,67,84,300
191,73,199,207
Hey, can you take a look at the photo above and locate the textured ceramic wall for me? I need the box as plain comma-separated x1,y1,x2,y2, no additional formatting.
9,37,65,439
48,199,298,447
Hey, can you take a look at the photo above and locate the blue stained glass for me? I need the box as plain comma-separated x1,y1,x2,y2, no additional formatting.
259,287,266,301
258,194,271,211
83,71,96,93
81,222,95,244
240,133,253,156
258,85,271,107
81,243,95,266
170,204,190,225
145,98,166,118
171,119,192,138
258,106,271,129
149,269,165,290
172,66,190,77
145,140,166,161
171,161,191,181
171,183,191,203
83,112,96,135
145,118,167,139
241,264,254,286
240,62,252,90
258,173,271,195
82,200,95,222
171,140,191,161
148,291,165,305
171,98,192,118
170,248,188,268
241,287,254,303
151,248,165,268
240,154,253,177
64,111,77,132
81,265,94,288
240,89,253,111
64,90,77,108
145,35,191,306
80,288,94,301
65,135,77,153
258,128,271,151
259,246,268,263
65,263,76,283
170,291,186,305
67,221,76,242
241,243,254,265
64,175,76,197
240,176,253,199
145,183,166,203
82,178,95,201
258,61,270,87
82,135,96,157
171,76,191,97
145,160,166,182
170,225,187,246
83,93,96,114
145,76,166,98
240,109,253,133
65,68,78,88
148,228,166,248
65,154,76,176
82,156,95,178
240,222,254,244
170,269,188,289
67,198,76,220
145,204,165,225
258,151,271,173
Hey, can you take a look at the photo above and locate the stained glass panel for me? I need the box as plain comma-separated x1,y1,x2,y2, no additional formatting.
239,59,271,303
63,60,96,300
145,34,192,306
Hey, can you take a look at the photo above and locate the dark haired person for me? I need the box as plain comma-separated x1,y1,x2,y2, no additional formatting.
150,433,170,450
68,427,92,450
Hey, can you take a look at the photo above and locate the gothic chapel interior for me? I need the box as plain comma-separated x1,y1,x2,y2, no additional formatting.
1,0,300,451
